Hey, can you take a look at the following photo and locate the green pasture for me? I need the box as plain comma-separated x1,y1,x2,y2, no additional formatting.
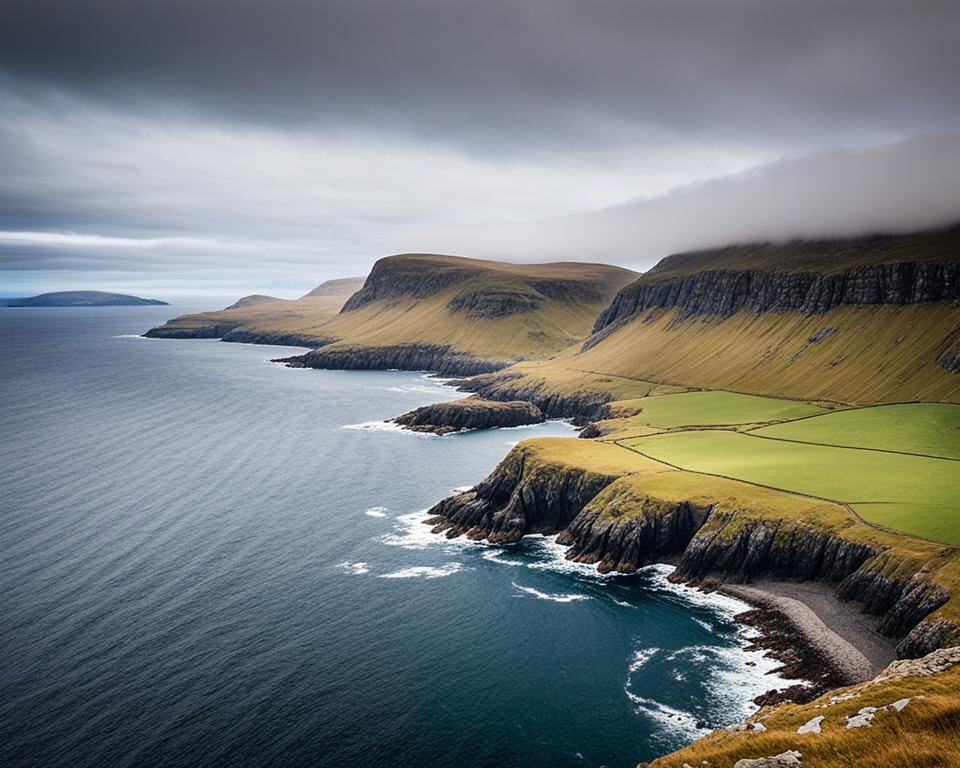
622,430,960,544
610,390,827,430
753,402,960,460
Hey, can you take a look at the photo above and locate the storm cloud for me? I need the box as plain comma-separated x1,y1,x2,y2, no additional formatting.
1,1,959,295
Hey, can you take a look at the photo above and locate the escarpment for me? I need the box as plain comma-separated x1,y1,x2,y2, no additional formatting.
593,226,960,333
594,260,960,332
276,343,507,376
393,398,544,434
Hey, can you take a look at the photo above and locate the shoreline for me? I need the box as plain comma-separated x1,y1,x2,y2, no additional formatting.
718,579,896,703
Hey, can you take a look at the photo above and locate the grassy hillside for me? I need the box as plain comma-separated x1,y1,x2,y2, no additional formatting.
302,254,637,366
147,255,636,369
144,277,365,343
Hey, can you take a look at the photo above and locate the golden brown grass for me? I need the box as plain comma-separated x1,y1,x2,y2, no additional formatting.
647,666,960,768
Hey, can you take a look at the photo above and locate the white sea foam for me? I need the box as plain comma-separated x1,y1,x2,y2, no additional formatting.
481,549,523,566
511,581,590,603
342,420,410,433
522,534,610,579
379,563,464,579
365,507,389,518
380,510,483,553
611,598,634,608
114,334,155,339
628,647,660,672
337,561,371,575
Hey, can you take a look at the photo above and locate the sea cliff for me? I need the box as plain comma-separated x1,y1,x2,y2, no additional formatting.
425,442,960,660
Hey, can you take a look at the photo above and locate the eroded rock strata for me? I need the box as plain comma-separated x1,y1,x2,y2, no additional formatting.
426,447,959,658
393,398,544,434
593,258,960,331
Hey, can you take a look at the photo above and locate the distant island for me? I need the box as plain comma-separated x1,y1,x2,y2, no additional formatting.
7,291,169,307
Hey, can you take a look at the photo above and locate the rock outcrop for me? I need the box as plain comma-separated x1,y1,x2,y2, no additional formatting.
458,371,613,422
425,445,622,542
558,497,711,573
393,398,544,434
276,343,507,377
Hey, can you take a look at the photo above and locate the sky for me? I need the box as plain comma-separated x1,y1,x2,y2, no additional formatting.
1,0,959,299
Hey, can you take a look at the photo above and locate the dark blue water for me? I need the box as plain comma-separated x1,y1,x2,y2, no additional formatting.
0,306,790,768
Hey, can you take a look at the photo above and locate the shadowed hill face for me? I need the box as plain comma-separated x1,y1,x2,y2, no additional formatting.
340,253,633,313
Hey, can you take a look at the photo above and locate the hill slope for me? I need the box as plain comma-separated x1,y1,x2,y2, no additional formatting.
10,291,168,307
148,254,637,374
467,225,960,410
281,254,637,374
144,277,365,346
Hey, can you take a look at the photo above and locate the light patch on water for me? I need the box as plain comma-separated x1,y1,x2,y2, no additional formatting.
337,561,371,575
512,581,591,603
379,563,464,579
365,507,389,518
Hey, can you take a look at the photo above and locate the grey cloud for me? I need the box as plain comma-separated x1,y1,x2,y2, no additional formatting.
1,1,959,154
414,134,960,269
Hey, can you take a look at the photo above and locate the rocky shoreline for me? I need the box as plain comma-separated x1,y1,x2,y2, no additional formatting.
424,444,959,665
392,397,544,434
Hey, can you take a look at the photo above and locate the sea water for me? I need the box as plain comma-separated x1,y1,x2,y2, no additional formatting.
0,305,794,767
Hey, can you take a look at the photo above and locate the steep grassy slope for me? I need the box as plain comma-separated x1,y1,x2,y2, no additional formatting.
280,254,637,374
144,277,365,345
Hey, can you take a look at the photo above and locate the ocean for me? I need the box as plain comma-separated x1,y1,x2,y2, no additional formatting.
0,305,792,768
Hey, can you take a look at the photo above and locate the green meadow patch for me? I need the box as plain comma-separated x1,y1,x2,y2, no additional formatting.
753,402,960,460
608,390,827,430
623,430,960,544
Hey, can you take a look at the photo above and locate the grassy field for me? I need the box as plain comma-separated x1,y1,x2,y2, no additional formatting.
605,390,827,430
623,429,960,544
754,402,960,460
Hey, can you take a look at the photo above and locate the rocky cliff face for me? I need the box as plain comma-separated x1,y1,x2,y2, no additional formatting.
393,398,544,434
427,455,958,657
593,261,960,332
425,445,621,542
276,343,507,376
558,500,711,573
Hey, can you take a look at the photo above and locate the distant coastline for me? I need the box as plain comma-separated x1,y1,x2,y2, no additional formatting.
6,291,168,307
